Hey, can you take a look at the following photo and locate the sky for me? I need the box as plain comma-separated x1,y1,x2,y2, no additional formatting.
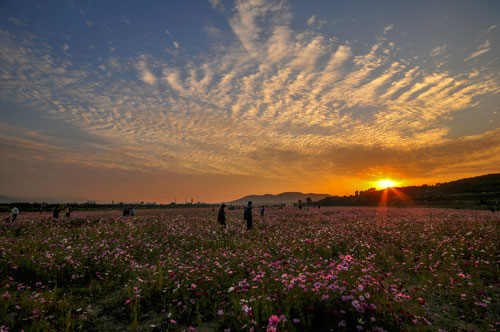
0,0,499,203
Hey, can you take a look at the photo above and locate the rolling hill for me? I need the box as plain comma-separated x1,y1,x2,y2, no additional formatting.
228,192,331,205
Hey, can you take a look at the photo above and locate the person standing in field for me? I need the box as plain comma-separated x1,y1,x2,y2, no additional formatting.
65,207,71,218
53,206,60,220
130,207,135,217
244,201,253,230
260,206,265,218
218,203,227,227
11,206,19,223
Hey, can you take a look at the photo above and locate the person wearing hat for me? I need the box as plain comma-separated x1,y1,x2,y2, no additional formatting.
218,203,227,226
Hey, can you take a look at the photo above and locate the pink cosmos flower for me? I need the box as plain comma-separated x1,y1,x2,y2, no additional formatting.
268,315,280,327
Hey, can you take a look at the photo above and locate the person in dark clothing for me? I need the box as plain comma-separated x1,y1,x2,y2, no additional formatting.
244,201,253,230
218,203,227,226
260,206,265,218
53,206,60,219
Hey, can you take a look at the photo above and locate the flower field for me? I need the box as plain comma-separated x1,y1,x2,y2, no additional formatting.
1,207,499,331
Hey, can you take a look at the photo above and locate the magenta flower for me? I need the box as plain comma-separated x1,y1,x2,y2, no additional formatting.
268,315,280,327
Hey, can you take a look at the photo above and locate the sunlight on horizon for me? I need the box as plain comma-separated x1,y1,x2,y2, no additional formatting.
375,179,398,190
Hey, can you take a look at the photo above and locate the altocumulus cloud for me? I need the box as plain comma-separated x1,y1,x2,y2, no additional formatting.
0,0,499,185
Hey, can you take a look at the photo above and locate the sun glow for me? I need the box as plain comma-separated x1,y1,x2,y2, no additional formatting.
375,179,397,190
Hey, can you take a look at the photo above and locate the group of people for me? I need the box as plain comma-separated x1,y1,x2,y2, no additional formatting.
123,207,135,216
218,201,265,230
4,206,74,224
52,206,72,219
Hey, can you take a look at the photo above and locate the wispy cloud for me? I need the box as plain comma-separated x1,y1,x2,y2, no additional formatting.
208,0,223,10
487,24,498,32
0,0,499,187
136,56,157,85
8,17,25,26
121,16,131,25
307,15,316,25
430,44,447,56
466,40,491,60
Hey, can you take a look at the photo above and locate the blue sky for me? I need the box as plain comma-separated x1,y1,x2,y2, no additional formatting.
1,0,499,202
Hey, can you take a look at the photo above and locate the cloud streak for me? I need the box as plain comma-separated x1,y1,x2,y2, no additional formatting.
466,40,491,60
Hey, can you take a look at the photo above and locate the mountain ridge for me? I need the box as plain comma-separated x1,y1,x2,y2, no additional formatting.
0,194,86,204
228,192,331,205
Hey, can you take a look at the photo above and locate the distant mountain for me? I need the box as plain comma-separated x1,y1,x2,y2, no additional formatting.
0,194,86,204
228,192,331,205
0,194,24,203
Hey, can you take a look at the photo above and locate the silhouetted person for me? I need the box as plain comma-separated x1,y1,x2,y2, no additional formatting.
298,203,302,211
130,207,135,216
218,203,227,226
53,206,60,219
11,207,19,223
244,201,253,230
260,206,265,218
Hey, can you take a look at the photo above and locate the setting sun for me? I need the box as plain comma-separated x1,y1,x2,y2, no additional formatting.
375,179,397,189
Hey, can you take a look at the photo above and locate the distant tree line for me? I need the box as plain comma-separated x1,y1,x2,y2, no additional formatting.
0,202,215,213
